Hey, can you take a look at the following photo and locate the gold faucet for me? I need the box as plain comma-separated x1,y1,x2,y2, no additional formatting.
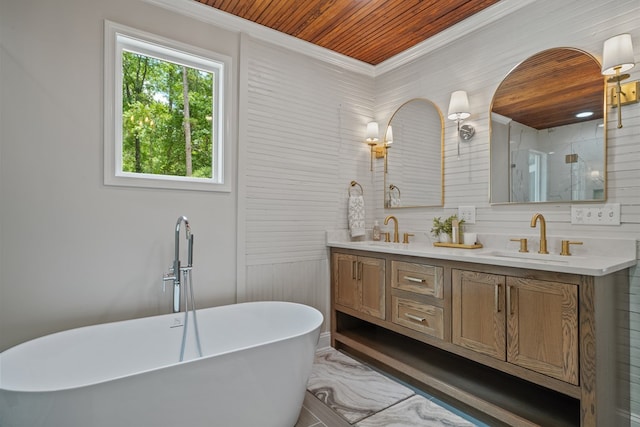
530,213,548,254
384,215,399,243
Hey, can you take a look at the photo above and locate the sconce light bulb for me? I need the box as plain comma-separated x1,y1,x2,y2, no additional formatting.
366,121,379,144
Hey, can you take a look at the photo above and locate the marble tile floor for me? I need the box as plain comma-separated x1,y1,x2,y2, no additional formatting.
296,348,489,427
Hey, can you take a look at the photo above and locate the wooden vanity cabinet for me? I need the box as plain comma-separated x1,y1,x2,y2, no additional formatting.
330,247,629,427
332,252,385,319
452,269,579,385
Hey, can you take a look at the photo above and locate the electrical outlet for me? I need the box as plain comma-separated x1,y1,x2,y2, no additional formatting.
458,206,476,224
571,203,620,225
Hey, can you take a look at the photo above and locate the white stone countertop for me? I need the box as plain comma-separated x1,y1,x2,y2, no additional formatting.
327,230,637,277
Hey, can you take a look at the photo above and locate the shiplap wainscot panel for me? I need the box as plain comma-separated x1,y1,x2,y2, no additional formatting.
238,35,376,331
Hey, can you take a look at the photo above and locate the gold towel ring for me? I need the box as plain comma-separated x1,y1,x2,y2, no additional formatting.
349,181,363,196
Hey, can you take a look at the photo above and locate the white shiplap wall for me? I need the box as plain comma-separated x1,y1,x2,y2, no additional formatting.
232,0,640,421
372,0,640,421
373,0,640,234
238,35,375,330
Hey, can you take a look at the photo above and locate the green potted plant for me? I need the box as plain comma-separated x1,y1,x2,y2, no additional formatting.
431,215,464,243
430,217,446,241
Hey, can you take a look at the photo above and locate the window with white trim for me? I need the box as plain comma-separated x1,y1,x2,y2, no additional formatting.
104,21,231,191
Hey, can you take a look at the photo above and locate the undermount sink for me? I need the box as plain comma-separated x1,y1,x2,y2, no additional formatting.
365,241,408,247
484,250,572,264
351,241,404,246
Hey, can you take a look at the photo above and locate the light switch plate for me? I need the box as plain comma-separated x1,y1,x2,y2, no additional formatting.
458,206,476,224
571,203,620,225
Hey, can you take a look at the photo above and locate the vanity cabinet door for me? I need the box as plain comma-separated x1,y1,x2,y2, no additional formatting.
359,256,386,319
506,277,579,385
452,269,506,360
333,253,359,310
332,252,385,320
453,269,580,385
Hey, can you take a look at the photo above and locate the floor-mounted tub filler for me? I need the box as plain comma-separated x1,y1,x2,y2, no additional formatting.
0,301,323,427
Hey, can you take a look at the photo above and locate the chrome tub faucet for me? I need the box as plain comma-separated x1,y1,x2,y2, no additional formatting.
163,216,194,313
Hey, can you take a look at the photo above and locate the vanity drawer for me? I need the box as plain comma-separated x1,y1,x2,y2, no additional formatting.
392,296,444,339
391,261,443,299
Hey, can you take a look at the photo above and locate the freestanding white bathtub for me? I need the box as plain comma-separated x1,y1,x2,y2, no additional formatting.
0,301,323,427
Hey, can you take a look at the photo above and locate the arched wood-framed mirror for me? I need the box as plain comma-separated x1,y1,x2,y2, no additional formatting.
384,98,444,208
490,48,606,204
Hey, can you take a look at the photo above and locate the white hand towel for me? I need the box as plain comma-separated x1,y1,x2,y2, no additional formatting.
348,195,366,237
389,195,401,207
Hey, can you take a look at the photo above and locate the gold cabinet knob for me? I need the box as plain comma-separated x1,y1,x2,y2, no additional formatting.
510,238,529,253
560,240,583,256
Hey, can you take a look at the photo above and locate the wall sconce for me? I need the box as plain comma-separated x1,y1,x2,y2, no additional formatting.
602,33,637,128
365,122,393,171
365,121,379,171
377,125,393,157
448,90,475,157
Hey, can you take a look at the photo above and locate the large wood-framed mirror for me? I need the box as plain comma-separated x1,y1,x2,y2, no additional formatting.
490,48,606,204
384,98,444,208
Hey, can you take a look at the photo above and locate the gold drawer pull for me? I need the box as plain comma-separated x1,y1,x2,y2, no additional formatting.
405,313,427,323
404,276,426,283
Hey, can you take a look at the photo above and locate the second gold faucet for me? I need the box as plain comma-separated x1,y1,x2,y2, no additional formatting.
530,213,548,254
384,215,399,243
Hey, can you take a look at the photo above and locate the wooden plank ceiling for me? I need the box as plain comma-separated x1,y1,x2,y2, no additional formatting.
492,49,604,130
195,0,604,131
195,0,500,65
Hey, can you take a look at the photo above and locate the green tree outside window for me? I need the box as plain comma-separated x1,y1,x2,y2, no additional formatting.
121,51,214,179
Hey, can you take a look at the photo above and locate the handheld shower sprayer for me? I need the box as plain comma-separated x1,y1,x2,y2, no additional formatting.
185,222,194,268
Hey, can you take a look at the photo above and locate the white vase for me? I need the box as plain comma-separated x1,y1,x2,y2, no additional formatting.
439,233,451,243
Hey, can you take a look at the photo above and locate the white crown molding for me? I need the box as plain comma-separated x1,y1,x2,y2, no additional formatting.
143,0,375,76
373,0,540,76
144,0,538,77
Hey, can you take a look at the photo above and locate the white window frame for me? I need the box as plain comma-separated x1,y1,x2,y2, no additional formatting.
104,20,232,192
